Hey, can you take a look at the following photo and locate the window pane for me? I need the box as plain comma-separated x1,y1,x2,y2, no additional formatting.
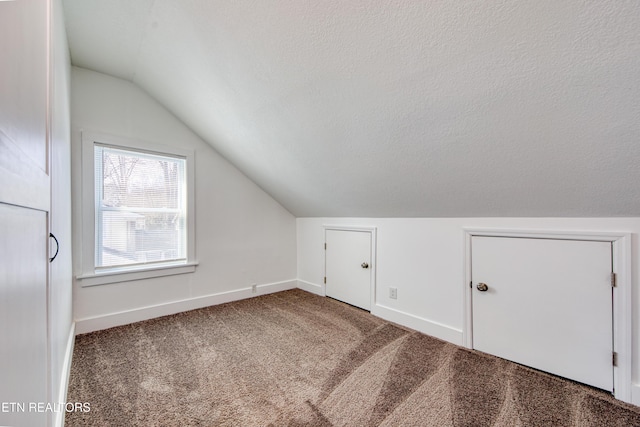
95,146,186,269
98,211,185,268
99,147,182,209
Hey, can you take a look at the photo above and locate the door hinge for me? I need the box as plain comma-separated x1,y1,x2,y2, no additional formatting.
324,277,326,284
613,351,618,367
611,273,617,288
324,243,327,250
470,281,472,289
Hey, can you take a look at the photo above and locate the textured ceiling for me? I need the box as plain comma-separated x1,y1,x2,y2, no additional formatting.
63,0,640,217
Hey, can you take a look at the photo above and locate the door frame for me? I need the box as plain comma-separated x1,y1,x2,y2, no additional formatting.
323,225,377,311
463,228,632,402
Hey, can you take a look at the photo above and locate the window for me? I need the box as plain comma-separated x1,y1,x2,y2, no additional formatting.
79,132,196,286
95,145,186,268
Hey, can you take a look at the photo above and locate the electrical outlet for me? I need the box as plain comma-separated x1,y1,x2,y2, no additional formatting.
251,284,257,294
389,287,397,299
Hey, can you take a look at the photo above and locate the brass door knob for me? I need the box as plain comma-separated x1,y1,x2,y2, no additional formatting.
476,283,489,292
361,262,369,269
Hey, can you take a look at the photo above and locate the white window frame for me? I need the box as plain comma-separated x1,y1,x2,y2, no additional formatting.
77,131,197,286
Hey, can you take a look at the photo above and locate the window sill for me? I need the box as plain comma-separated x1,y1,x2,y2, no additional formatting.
77,261,198,287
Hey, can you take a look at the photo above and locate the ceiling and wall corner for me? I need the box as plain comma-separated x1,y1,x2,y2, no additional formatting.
63,1,640,217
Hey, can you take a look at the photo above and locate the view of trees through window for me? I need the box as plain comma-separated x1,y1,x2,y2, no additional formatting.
95,146,186,268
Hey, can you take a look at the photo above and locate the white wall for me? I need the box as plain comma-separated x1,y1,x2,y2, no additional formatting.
71,67,297,332
50,0,74,421
298,217,640,398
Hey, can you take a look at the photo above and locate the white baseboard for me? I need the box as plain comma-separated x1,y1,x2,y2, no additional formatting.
75,280,297,334
53,323,76,427
294,283,463,345
297,280,324,296
371,303,463,345
631,383,640,406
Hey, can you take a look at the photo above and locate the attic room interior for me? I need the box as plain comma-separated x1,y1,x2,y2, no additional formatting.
1,0,640,425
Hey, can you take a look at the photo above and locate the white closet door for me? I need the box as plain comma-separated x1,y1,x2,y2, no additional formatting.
472,236,613,391
325,230,372,310
0,205,49,427
0,0,51,425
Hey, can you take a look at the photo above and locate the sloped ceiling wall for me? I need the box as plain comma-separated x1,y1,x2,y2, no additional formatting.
63,0,640,217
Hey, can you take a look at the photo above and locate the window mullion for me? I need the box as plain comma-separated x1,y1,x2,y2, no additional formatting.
99,206,182,214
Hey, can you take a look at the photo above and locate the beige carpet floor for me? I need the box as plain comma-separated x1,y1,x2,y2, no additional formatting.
66,289,640,426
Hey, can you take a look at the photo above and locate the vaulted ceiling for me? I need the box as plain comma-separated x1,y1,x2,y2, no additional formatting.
63,0,640,217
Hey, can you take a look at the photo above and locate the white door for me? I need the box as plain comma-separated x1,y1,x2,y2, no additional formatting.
472,236,613,391
0,0,51,425
325,230,372,310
